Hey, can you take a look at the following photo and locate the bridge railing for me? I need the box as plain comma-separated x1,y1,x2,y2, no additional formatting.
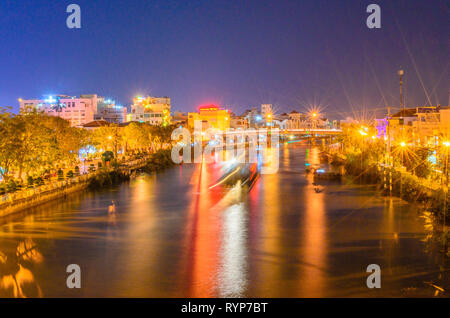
223,128,342,135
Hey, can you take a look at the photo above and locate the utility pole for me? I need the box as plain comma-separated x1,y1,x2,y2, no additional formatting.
398,69,404,112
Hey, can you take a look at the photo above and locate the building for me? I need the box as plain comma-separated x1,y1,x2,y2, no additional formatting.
129,96,171,126
188,105,230,131
375,106,450,147
81,119,111,131
242,108,262,128
230,115,249,130
19,94,129,126
286,110,306,129
94,105,127,123
93,97,127,123
19,94,99,127
172,111,188,126
261,104,273,118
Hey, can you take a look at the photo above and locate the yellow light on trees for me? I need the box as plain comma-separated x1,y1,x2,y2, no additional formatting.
400,141,406,147
443,141,450,147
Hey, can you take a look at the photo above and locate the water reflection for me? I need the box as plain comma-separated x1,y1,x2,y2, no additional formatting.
218,202,248,297
0,145,447,297
187,163,221,297
301,147,327,297
0,239,43,297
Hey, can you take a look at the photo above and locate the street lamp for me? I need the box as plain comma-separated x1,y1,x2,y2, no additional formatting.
442,141,450,239
310,112,318,129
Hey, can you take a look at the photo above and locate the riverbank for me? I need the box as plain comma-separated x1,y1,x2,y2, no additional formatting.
0,149,175,218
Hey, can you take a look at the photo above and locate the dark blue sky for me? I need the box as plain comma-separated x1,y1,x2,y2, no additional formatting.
0,0,448,118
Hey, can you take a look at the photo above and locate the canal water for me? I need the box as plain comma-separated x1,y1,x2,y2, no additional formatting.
0,144,447,297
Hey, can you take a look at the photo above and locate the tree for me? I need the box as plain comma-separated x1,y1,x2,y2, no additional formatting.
122,122,148,154
13,110,57,179
92,124,122,158
0,107,21,181
148,125,174,152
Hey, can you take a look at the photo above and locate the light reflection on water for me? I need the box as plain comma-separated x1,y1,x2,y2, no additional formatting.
0,144,448,297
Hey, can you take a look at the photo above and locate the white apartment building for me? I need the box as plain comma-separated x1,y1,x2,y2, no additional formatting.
19,94,127,126
94,97,127,123
129,96,171,126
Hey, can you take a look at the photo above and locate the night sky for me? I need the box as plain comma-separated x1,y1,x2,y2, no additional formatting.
0,0,448,118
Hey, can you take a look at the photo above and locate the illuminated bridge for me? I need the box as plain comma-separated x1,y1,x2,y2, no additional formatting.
224,128,342,136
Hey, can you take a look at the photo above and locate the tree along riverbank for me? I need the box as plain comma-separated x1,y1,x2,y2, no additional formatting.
322,148,449,257
0,149,175,218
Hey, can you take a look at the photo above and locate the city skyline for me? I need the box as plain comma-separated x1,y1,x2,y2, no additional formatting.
0,0,448,116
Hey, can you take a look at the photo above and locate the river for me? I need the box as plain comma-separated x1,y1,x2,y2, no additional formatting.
0,144,447,297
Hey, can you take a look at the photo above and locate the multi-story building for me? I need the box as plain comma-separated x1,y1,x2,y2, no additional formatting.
93,97,127,123
172,111,188,126
375,106,450,146
242,108,262,128
19,94,99,127
129,96,171,126
261,104,273,118
230,115,249,130
188,105,230,131
286,110,307,129
19,94,128,126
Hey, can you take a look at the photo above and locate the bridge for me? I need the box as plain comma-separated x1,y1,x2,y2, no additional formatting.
283,128,342,134
222,128,342,136
200,128,342,148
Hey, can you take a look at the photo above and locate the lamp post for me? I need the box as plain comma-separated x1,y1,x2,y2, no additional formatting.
399,141,406,199
443,141,449,243
312,112,317,129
